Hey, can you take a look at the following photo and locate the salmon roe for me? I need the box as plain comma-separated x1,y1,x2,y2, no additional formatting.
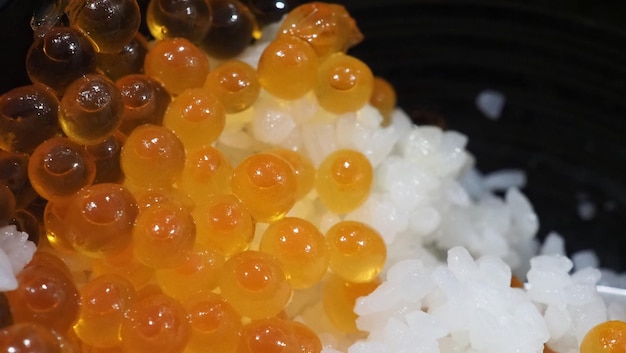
580,320,626,353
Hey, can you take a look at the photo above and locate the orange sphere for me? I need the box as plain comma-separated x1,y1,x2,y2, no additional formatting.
144,37,210,95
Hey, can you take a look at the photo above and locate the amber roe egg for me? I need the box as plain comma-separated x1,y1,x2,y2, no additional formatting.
278,2,363,58
322,275,380,333
147,0,213,42
325,220,386,283
144,37,210,95
155,243,224,300
0,84,59,154
231,152,297,222
203,60,260,114
115,74,171,135
193,193,254,256
183,291,242,353
178,146,234,205
28,136,96,202
120,124,185,188
91,243,156,290
162,88,226,149
267,148,315,199
315,53,374,115
238,317,299,353
218,250,292,319
63,183,138,257
6,261,80,334
257,36,318,100
59,74,124,145
370,76,397,126
120,293,191,353
73,274,136,348
260,217,329,289
199,0,258,59
97,33,150,81
315,149,372,214
132,199,196,269
580,320,626,353
66,0,141,53
26,26,97,95
291,320,323,353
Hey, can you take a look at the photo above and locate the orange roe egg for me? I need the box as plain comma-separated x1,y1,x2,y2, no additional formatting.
291,320,322,353
162,88,226,149
63,183,138,258
0,322,65,353
278,2,363,58
326,220,386,283
315,149,373,214
132,199,196,269
155,243,225,300
133,187,195,214
144,37,210,95
120,293,191,353
218,250,291,319
370,76,397,126
322,275,380,333
203,60,260,114
257,36,318,100
73,274,136,348
231,152,297,222
260,217,329,289
267,148,315,199
183,291,242,353
179,146,234,206
6,261,80,334
315,52,374,115
120,124,185,188
580,320,626,353
238,317,298,353
28,136,96,202
91,243,156,290
193,193,255,256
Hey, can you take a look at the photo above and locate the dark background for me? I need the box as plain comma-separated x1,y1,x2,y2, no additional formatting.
2,0,626,270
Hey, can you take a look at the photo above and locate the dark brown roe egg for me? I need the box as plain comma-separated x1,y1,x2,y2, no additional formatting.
115,74,171,135
0,84,59,154
0,293,12,328
85,130,126,184
96,33,150,81
0,185,15,225
26,26,97,96
59,74,124,145
28,136,96,202
9,209,41,245
147,0,213,42
66,0,141,53
199,0,258,59
241,0,297,26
